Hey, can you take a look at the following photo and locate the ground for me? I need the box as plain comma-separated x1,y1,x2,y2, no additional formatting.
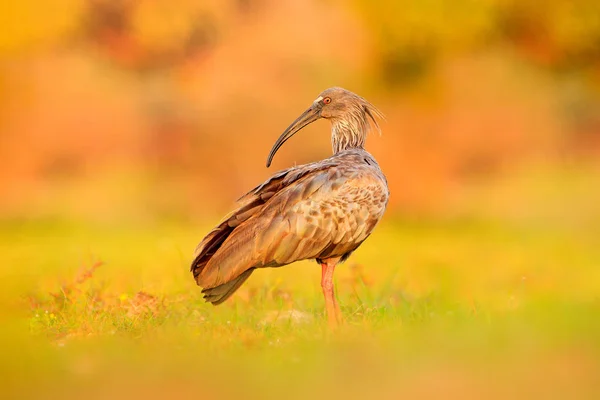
3,165,600,399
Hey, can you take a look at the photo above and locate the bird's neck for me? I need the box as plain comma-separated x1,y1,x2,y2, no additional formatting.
331,118,367,154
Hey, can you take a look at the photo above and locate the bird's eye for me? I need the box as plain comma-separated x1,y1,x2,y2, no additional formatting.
323,97,331,104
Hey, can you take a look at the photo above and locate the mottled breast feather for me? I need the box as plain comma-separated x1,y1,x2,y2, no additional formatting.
191,149,389,298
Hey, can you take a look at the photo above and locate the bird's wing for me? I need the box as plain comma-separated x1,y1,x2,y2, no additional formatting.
193,160,388,295
191,162,335,281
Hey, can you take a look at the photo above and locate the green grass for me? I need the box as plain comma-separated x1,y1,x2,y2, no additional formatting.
3,167,600,399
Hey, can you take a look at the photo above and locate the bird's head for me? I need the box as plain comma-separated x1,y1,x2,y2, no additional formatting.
266,87,383,167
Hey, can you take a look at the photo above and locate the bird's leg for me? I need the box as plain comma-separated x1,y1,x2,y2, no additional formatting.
320,257,342,327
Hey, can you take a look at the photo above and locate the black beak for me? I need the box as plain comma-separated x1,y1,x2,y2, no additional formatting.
266,106,321,167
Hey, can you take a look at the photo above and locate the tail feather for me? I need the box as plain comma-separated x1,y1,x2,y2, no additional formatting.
201,268,254,305
191,186,272,304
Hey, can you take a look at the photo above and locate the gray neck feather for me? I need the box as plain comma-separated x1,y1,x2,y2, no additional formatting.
330,111,370,154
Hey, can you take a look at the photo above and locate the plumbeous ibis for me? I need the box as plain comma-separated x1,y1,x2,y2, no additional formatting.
191,87,389,326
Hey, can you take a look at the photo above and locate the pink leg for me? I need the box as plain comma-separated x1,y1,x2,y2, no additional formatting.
320,257,342,327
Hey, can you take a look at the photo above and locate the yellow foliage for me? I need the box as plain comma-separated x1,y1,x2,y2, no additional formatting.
0,0,84,54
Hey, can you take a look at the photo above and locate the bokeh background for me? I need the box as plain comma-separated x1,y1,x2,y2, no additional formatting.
2,0,599,221
2,1,600,399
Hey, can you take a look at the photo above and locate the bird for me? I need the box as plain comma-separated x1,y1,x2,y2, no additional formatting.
191,87,389,326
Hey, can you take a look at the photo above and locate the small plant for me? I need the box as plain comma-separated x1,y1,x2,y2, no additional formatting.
28,259,167,339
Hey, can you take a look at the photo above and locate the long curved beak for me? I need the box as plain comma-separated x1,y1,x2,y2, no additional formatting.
266,106,321,167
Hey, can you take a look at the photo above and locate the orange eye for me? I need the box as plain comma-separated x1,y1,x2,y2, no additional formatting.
323,97,331,104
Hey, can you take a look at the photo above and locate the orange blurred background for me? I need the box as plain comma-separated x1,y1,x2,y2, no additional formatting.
1,0,599,222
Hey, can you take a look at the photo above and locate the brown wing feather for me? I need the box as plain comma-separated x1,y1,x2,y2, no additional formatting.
191,163,333,283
